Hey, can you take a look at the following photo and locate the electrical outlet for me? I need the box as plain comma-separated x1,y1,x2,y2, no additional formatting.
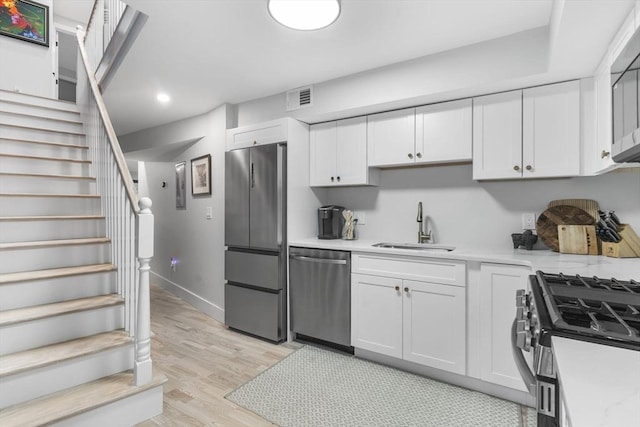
522,213,536,230
206,207,213,219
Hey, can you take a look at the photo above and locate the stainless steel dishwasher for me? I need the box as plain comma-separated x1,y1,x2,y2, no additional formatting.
289,247,351,349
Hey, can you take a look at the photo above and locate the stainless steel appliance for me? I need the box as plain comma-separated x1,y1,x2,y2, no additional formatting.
318,205,345,239
513,271,640,426
612,24,640,163
289,247,352,349
225,143,286,342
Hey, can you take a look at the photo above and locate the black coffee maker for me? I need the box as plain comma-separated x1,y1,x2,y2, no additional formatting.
317,205,345,239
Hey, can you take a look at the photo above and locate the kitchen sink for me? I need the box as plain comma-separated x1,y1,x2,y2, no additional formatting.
372,242,455,251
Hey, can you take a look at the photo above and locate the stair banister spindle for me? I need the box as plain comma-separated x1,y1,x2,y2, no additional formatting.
135,197,153,385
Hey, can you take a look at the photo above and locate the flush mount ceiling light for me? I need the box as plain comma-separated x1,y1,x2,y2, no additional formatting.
156,93,171,103
268,0,341,31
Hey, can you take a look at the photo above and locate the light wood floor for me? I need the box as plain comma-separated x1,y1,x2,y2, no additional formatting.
137,285,297,427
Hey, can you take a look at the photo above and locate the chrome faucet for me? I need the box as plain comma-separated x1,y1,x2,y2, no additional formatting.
417,202,432,244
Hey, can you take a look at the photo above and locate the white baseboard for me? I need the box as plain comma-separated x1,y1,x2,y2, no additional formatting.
150,271,224,323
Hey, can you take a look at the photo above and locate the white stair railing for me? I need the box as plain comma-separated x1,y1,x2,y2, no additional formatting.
75,26,153,386
83,0,127,73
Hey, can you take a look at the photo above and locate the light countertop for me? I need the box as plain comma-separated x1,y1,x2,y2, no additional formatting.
552,336,640,427
288,238,640,279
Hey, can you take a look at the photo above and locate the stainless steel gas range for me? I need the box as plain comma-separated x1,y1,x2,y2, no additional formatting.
513,271,640,427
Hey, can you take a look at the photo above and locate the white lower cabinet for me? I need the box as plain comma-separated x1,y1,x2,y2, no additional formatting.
478,263,531,391
351,253,466,375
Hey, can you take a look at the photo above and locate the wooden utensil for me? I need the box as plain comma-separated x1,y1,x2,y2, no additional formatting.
536,206,596,252
558,225,598,255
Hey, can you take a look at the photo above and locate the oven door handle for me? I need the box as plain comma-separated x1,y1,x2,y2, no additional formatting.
511,319,536,396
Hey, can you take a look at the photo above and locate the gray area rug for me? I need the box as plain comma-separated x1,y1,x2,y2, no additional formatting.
227,345,536,427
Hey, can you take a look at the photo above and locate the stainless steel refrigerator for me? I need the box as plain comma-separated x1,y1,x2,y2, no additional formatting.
224,143,286,342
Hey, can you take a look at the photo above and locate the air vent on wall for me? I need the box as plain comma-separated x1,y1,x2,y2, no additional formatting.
286,85,313,111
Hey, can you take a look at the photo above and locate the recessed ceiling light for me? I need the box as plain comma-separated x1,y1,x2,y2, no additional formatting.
157,93,171,103
268,0,341,31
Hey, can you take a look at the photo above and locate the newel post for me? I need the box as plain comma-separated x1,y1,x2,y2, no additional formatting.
135,197,154,386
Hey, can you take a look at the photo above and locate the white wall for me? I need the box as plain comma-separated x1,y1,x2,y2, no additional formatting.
125,105,228,321
0,0,55,97
323,165,640,249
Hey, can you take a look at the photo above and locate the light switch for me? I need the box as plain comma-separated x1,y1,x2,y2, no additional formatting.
206,207,213,219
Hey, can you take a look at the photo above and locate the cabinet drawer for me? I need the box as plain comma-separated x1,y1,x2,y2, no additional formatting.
352,253,465,286
225,284,282,342
226,119,288,150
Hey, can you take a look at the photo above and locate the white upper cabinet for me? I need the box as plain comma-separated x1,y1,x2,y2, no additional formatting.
309,116,378,187
226,119,288,151
415,99,472,164
473,81,580,180
472,90,523,180
367,108,416,167
522,80,580,178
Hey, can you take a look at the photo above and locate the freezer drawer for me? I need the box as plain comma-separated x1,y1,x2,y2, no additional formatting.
225,284,283,342
289,247,351,347
225,249,281,291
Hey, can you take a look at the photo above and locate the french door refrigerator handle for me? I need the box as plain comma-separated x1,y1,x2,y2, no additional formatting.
250,162,255,188
290,255,347,265
511,318,536,396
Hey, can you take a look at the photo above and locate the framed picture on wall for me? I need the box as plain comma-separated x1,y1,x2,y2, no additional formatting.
191,154,211,196
175,161,186,209
0,0,49,47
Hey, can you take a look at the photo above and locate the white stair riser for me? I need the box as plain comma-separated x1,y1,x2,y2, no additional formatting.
0,345,133,409
0,175,95,194
0,305,124,355
0,196,100,216
0,114,83,134
52,384,164,427
0,271,116,311
0,219,105,243
0,91,79,112
0,243,110,274
0,139,87,160
0,124,85,145
0,100,81,122
0,156,90,176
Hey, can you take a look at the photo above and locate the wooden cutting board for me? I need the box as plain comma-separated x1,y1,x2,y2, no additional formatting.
558,225,598,255
536,206,596,252
547,199,600,221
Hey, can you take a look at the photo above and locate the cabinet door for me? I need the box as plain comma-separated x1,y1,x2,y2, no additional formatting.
309,121,337,186
522,81,580,178
335,116,368,185
472,91,523,180
415,99,472,164
588,57,617,174
351,273,403,359
227,120,288,150
367,108,416,167
479,263,531,391
402,280,466,374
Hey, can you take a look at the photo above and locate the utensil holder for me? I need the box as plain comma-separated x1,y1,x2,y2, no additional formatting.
602,224,640,258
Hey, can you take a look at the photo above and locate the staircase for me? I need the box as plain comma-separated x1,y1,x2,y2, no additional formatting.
0,89,165,426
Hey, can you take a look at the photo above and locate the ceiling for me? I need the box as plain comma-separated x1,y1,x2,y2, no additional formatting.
54,0,634,136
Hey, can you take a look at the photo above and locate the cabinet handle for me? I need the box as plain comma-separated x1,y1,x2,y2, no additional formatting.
330,176,334,182
337,176,341,182
416,152,422,158
601,150,611,158
513,165,520,172
394,286,400,291
525,165,532,171
404,287,409,293
408,153,414,159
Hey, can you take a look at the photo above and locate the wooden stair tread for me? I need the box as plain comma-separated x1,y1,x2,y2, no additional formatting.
0,110,83,125
0,97,80,114
0,193,100,198
0,263,116,285
0,237,110,250
0,172,95,180
0,215,104,221
0,153,91,163
0,122,85,136
0,371,166,427
0,137,87,149
0,331,131,377
0,294,123,326
0,88,78,107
